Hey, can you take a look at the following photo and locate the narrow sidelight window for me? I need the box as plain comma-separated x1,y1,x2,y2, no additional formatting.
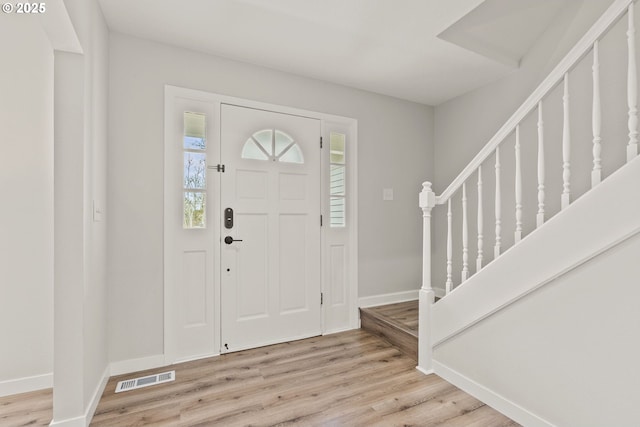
329,132,346,227
183,112,207,228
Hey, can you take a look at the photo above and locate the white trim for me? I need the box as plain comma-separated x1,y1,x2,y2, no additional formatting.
358,289,419,308
415,366,434,376
221,332,322,355
322,328,360,336
174,352,220,365
84,365,110,426
437,0,632,203
164,85,359,363
348,125,359,330
433,360,555,427
163,88,177,367
49,415,85,427
110,354,166,376
166,86,356,124
0,373,52,397
49,365,109,427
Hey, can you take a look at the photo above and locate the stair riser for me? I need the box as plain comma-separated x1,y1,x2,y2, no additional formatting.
360,310,417,361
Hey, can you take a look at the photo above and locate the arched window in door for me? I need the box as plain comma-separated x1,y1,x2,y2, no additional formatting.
241,129,304,164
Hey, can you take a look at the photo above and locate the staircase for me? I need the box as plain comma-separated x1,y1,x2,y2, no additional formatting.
418,1,640,426
359,301,418,360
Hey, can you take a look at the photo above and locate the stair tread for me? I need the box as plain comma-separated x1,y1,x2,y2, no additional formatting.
360,300,418,361
360,307,418,338
360,300,418,336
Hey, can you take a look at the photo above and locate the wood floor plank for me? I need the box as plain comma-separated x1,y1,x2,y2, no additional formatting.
89,330,519,426
436,402,521,427
317,374,455,426
91,402,181,427
374,386,483,426
0,388,52,427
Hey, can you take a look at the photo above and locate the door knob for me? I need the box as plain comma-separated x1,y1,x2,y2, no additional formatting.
224,236,243,245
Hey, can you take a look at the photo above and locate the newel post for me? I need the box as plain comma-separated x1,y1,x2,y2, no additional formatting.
418,182,436,374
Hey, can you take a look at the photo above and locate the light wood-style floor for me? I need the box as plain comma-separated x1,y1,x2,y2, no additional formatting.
90,329,518,426
0,388,52,426
0,329,519,426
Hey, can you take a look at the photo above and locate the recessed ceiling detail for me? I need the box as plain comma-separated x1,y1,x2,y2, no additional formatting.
438,0,569,68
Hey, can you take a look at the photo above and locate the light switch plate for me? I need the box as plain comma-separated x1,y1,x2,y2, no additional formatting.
93,200,103,222
383,188,394,201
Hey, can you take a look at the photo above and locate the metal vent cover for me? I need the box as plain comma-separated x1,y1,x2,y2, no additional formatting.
115,370,175,393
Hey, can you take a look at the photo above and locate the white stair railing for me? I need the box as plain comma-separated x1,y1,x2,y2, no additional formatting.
419,0,638,372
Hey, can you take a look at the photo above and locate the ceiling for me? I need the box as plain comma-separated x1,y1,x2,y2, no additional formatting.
97,0,568,106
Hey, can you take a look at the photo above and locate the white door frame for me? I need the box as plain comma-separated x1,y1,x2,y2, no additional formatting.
164,85,358,364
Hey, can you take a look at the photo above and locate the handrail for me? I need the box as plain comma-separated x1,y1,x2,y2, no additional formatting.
435,0,633,205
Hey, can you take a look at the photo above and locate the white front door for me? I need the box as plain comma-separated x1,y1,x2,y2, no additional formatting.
220,104,322,353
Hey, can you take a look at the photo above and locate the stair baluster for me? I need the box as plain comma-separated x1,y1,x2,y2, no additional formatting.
592,41,602,187
446,198,453,293
477,166,483,272
628,2,638,161
461,183,469,282
537,102,545,227
562,73,571,210
495,146,501,258
515,125,523,243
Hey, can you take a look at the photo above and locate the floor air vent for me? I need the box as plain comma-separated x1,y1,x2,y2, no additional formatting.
115,370,175,393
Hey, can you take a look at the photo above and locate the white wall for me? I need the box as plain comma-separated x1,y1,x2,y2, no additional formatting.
52,0,110,423
82,0,110,410
430,0,633,291
0,12,54,394
107,33,434,363
434,229,640,426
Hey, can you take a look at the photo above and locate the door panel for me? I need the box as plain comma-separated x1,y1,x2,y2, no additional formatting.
182,250,207,326
279,214,308,313
221,104,321,353
235,213,268,320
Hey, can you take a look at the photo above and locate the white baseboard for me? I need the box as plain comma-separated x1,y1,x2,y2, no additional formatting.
433,360,554,427
434,287,445,299
0,372,52,397
415,366,434,376
85,365,109,425
174,352,219,365
49,415,85,427
49,365,110,427
323,326,357,335
358,289,418,308
110,354,166,376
